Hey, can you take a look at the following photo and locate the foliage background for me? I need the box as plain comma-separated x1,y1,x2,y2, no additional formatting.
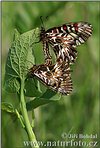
2,1,99,148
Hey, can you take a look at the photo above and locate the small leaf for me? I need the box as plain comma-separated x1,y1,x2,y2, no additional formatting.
26,97,54,111
1,102,15,113
1,102,25,125
26,89,61,111
4,28,40,93
40,89,61,101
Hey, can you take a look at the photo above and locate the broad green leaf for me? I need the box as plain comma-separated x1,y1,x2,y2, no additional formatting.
25,78,42,97
4,28,39,94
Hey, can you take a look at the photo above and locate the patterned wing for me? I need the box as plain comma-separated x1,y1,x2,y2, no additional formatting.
30,62,73,95
41,22,93,64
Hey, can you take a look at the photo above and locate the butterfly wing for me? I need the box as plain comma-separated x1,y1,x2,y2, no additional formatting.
30,62,73,95
45,22,93,63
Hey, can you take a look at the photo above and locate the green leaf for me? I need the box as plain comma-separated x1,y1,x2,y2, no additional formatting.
13,29,20,41
1,102,25,127
1,102,15,113
25,78,42,97
1,102,18,122
4,28,39,93
26,89,61,111
40,89,61,101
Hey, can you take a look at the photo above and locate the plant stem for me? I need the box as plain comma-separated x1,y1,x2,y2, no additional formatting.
20,79,39,148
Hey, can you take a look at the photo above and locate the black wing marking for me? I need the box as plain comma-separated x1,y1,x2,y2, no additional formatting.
40,22,93,64
30,62,73,95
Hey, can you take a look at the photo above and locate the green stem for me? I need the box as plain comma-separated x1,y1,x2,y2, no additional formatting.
20,79,39,148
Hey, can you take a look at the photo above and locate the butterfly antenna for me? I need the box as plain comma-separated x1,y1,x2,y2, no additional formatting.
45,16,49,28
46,16,49,21
40,16,45,28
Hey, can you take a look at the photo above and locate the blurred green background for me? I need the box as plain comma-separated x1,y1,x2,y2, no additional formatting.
2,1,99,148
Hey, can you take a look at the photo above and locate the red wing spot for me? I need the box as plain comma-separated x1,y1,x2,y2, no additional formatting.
53,28,57,33
63,24,67,30
73,23,78,31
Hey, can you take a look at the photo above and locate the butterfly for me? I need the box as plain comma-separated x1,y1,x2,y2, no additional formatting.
40,22,93,65
29,21,93,95
29,61,73,95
